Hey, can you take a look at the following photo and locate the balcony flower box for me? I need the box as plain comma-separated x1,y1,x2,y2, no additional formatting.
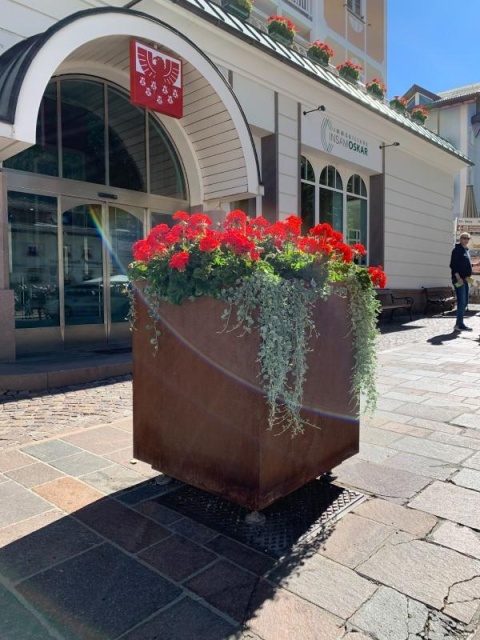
306,41,334,66
410,106,428,125
389,95,408,114
221,0,253,21
266,15,299,46
337,60,363,84
366,78,386,100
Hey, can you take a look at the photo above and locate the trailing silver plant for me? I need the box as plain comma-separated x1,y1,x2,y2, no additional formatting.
223,271,327,436
342,275,381,414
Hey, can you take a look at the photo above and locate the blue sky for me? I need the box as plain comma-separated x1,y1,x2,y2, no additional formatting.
387,1,478,98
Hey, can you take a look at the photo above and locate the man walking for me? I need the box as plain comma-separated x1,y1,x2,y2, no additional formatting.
450,231,473,332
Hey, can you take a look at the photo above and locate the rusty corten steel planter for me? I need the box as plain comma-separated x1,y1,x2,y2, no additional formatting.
132,292,359,511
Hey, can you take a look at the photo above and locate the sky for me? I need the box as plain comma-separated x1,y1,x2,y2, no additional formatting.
387,0,479,98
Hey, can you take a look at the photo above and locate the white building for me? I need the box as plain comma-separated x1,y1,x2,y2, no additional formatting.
0,0,470,361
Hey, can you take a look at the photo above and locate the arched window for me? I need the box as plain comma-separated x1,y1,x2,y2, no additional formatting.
346,174,368,259
319,165,343,231
5,78,186,199
300,156,315,232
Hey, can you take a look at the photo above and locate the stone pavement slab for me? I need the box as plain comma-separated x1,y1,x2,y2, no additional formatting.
429,521,480,559
357,537,480,623
352,498,437,537
408,481,480,530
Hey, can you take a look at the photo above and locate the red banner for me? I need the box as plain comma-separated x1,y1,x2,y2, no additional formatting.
130,40,183,119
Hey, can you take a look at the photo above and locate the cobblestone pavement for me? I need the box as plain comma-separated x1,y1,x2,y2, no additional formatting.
0,311,477,451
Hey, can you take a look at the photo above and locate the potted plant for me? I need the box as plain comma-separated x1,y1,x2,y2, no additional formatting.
306,40,334,66
366,78,386,100
129,211,385,511
266,15,299,46
409,105,428,125
389,95,408,113
336,60,363,83
221,0,253,21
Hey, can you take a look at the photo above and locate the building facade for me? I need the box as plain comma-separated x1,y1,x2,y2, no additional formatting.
0,0,469,362
404,83,480,221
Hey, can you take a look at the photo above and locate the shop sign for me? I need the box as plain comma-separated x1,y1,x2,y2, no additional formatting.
130,40,183,118
320,117,369,157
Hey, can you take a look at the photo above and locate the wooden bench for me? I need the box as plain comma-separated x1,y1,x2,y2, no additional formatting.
422,286,456,316
376,289,414,322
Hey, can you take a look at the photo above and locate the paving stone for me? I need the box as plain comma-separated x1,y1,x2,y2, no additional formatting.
0,583,57,639
0,449,35,472
453,469,480,491
463,451,480,471
0,480,53,528
138,534,217,582
430,432,480,452
0,516,101,583
5,462,65,487
184,559,260,623
452,414,480,430
408,481,480,530
381,451,457,480
62,426,132,453
21,440,84,462
206,535,275,576
333,458,430,501
0,509,64,547
48,451,114,476
353,498,437,537
407,417,464,435
132,499,184,525
390,436,473,464
246,581,344,640
80,464,145,493
270,553,377,620
121,596,238,640
33,477,104,512
349,585,428,640
167,515,218,544
317,513,394,568
357,537,480,622
429,521,480,559
357,442,398,464
388,403,465,422
17,542,181,640
73,497,171,553
342,633,374,640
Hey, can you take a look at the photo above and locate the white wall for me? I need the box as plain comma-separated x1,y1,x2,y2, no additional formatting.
384,149,454,288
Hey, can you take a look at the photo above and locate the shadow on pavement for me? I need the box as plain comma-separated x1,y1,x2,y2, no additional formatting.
0,476,347,639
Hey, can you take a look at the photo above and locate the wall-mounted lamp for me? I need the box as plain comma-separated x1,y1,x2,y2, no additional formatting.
303,105,326,116
379,142,400,149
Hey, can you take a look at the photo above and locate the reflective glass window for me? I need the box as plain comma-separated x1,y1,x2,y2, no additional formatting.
149,113,186,198
61,79,106,183
8,192,59,328
108,86,147,192
4,82,58,176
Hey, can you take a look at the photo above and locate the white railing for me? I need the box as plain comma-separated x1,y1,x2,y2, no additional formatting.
284,0,313,18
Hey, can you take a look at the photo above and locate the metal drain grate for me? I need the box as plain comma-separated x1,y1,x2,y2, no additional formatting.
155,478,365,558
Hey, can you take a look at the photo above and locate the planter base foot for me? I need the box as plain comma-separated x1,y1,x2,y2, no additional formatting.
245,510,266,526
155,474,173,485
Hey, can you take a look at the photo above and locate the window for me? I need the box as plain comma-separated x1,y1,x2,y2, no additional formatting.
300,157,369,258
347,0,362,18
5,78,186,199
319,166,343,231
346,174,368,262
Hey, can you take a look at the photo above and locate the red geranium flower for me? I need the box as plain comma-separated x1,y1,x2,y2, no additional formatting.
169,251,190,270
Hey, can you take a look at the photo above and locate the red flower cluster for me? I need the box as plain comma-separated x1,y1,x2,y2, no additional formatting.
309,40,334,58
337,60,363,73
366,78,387,93
266,15,300,34
131,210,386,289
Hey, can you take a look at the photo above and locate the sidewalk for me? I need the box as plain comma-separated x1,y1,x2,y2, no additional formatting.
0,312,480,639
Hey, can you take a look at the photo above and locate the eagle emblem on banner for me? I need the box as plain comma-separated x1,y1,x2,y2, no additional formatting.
130,40,183,119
